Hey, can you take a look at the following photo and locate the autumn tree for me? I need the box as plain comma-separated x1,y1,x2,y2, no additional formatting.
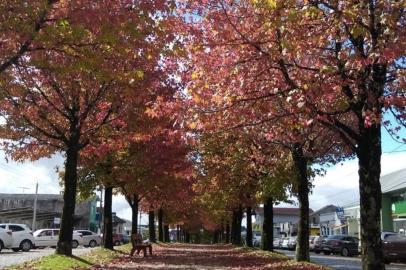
0,0,177,256
0,0,58,74
181,1,405,267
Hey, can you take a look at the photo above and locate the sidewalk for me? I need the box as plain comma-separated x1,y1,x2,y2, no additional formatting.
90,244,327,270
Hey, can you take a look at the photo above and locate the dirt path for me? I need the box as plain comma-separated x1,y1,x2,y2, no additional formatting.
91,244,327,270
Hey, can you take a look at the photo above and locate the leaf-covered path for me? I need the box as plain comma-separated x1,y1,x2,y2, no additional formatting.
91,244,327,270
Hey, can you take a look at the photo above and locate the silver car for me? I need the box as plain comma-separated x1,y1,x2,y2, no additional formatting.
74,230,101,248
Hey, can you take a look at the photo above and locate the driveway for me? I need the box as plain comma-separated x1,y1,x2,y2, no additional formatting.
279,249,406,270
0,247,96,269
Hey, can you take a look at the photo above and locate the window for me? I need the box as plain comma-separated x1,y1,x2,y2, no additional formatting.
9,225,25,232
80,231,92,236
386,234,406,241
53,230,60,236
0,225,5,229
39,230,52,237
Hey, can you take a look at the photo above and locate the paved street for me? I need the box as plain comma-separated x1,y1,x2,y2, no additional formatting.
0,247,96,269
279,249,406,270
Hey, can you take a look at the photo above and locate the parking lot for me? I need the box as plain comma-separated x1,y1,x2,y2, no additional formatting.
279,249,406,270
0,247,96,269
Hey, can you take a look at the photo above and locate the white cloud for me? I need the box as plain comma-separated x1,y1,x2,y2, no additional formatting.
309,152,406,211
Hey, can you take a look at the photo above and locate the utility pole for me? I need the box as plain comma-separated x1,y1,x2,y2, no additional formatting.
32,182,38,231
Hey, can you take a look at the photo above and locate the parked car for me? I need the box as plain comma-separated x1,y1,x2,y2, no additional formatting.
74,230,101,248
320,235,359,256
358,231,398,254
0,227,13,252
273,238,282,249
383,233,406,264
113,234,125,246
287,236,297,250
0,224,34,252
313,236,326,254
33,229,83,248
309,236,317,251
281,237,290,249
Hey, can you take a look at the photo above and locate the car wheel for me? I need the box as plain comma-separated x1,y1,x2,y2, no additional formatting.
314,250,320,254
20,240,32,252
114,241,120,246
72,240,79,249
12,248,20,252
323,251,331,255
341,248,349,257
89,240,97,248
0,240,3,253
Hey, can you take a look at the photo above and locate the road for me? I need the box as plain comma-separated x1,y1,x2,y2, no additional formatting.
0,246,96,269
279,249,406,270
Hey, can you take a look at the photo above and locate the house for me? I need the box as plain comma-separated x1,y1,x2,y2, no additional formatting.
0,193,98,231
309,205,342,236
112,212,126,234
343,168,406,236
254,207,314,237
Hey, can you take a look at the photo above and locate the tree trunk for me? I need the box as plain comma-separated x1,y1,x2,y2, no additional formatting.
148,210,156,242
185,231,190,243
246,207,253,247
232,205,243,245
56,145,79,256
292,145,310,262
220,222,224,243
358,122,384,270
262,196,274,251
158,208,164,242
164,225,170,242
103,185,113,250
231,210,237,244
225,222,230,244
126,194,138,234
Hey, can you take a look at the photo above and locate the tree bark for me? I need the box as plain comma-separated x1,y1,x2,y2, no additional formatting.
164,225,170,242
246,207,253,247
262,196,274,251
213,230,219,244
56,145,79,256
103,185,113,250
358,121,384,270
292,145,310,262
125,194,138,234
231,210,237,244
185,231,190,243
225,221,230,244
232,205,243,245
158,208,164,242
149,210,156,242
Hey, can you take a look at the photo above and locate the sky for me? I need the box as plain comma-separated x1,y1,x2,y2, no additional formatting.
0,128,405,222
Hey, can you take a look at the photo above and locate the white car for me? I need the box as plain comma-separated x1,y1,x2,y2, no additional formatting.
0,227,13,252
74,230,101,248
281,237,290,249
34,229,84,248
0,224,34,252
